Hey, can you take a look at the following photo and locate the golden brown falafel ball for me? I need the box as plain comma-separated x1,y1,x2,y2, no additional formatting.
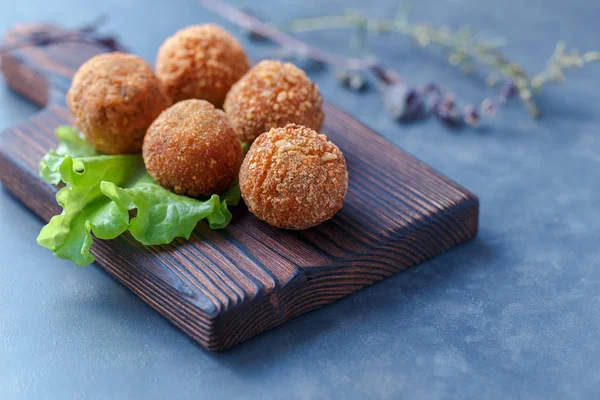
239,124,347,230
143,99,243,197
156,24,250,107
67,52,169,154
224,60,325,144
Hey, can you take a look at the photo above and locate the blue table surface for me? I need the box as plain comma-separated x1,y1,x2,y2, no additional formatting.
1,0,599,398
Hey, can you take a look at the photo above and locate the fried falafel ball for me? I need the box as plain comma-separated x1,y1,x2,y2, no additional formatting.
66,52,169,154
156,24,250,107
224,60,325,144
143,99,243,197
239,124,347,230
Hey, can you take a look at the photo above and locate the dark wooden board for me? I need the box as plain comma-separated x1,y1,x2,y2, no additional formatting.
0,24,479,351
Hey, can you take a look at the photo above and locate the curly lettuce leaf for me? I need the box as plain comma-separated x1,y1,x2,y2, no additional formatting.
40,126,100,184
54,125,99,158
101,177,240,245
37,127,240,266
37,154,142,266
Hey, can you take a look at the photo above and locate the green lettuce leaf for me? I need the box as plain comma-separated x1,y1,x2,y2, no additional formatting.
37,154,142,266
101,178,240,245
40,126,100,184
37,126,240,266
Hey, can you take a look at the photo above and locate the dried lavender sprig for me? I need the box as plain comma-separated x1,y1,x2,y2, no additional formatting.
276,13,599,118
276,13,539,115
278,12,535,120
531,41,600,89
0,18,125,55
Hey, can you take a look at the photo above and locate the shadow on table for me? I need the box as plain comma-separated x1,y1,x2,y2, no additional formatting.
206,233,495,372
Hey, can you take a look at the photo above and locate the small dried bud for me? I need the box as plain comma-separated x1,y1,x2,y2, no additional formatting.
584,51,600,62
348,73,367,91
463,105,479,126
335,69,367,92
501,80,518,99
481,98,496,117
416,33,430,47
519,89,532,100
440,93,456,109
383,83,423,120
434,94,461,126
422,82,441,94
486,74,498,87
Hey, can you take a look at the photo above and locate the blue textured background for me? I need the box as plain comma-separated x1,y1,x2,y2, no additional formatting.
1,0,599,398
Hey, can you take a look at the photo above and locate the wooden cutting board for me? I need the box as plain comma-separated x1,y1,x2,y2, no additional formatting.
0,24,479,351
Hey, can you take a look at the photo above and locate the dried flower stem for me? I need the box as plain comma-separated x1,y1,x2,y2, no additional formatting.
531,41,600,89
197,0,403,84
277,13,543,116
0,16,125,55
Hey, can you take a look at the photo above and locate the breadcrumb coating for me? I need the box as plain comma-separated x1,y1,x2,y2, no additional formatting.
156,24,250,107
67,52,169,154
224,60,324,144
239,124,347,230
143,99,243,197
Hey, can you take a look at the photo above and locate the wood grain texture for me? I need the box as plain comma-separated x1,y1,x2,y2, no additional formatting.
0,24,479,351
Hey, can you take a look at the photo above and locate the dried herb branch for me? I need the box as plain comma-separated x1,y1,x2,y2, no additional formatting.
531,41,600,89
0,16,125,56
197,0,402,84
279,13,537,113
199,0,600,127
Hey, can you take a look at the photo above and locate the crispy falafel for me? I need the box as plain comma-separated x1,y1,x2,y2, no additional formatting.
143,99,243,197
224,60,324,144
239,124,347,230
67,52,169,154
156,24,250,107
